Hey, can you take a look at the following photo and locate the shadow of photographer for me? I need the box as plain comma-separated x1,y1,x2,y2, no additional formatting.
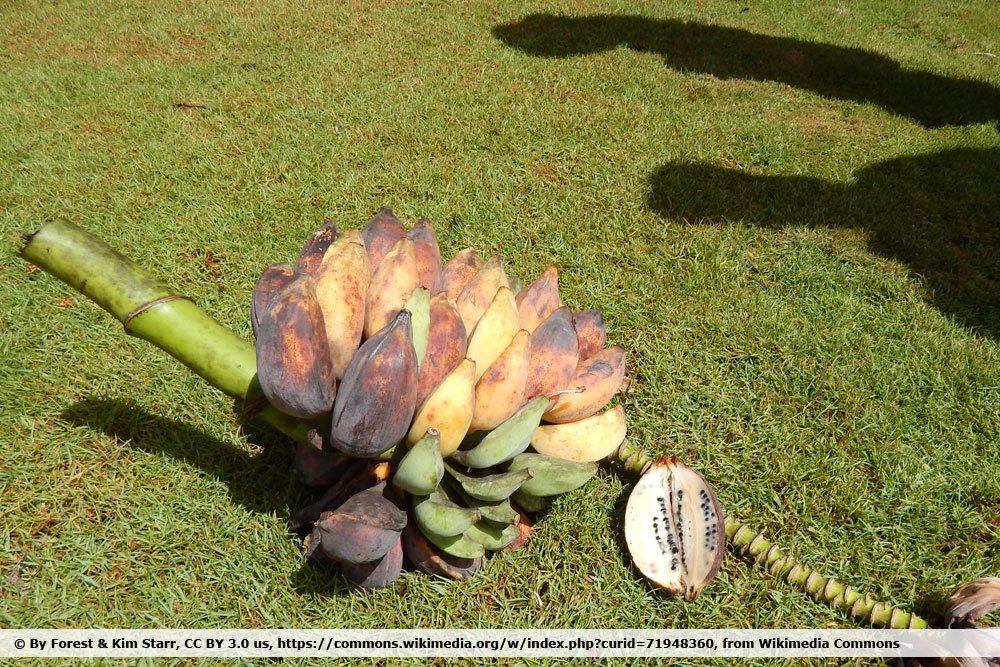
647,147,1000,337
493,14,999,129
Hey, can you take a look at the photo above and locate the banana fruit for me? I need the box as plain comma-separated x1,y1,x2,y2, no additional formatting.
250,213,645,591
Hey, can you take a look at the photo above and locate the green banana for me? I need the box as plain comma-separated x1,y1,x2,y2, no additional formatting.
421,528,486,559
511,488,551,513
506,453,598,496
413,488,481,538
403,287,430,369
392,429,444,496
443,461,533,501
449,396,550,468
464,520,520,551
445,479,521,526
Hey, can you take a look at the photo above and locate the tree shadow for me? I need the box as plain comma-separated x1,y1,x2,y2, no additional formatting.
59,396,354,597
493,14,1000,128
647,147,1000,337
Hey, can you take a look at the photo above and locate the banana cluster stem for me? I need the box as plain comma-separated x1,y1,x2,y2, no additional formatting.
611,440,929,629
20,221,318,444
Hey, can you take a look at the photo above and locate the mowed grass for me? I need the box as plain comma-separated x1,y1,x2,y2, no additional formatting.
1,0,998,660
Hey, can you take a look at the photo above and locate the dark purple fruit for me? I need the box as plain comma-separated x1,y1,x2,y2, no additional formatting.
341,536,403,590
255,274,336,419
330,309,418,458
316,483,407,564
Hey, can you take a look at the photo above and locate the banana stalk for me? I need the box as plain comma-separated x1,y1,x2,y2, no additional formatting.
612,439,928,629
20,220,317,444
22,220,928,628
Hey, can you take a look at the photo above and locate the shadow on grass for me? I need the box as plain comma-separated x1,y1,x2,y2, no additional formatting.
647,147,1000,337
59,397,369,598
492,14,1000,129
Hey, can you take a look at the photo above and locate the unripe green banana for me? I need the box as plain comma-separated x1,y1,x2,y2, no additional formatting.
413,488,481,538
464,520,520,551
403,287,430,369
444,461,533,501
445,479,521,526
506,453,598,496
510,488,551,513
449,395,550,468
392,429,444,496
421,527,486,559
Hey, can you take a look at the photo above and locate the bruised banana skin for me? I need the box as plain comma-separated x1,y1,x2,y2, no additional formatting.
465,286,519,381
439,247,483,300
416,293,467,407
392,430,444,496
624,457,725,601
313,230,371,379
469,329,531,432
340,534,403,590
402,521,481,581
506,453,598,497
361,207,406,268
251,262,294,338
449,395,550,469
515,266,560,333
444,461,533,502
407,358,476,456
524,306,579,400
255,274,336,419
316,482,407,564
364,237,421,339
542,346,626,424
407,219,442,292
572,309,607,361
330,309,418,458
413,487,482,538
456,255,509,333
295,220,339,276
531,404,627,463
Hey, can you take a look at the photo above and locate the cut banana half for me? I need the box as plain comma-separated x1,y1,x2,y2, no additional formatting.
624,457,725,601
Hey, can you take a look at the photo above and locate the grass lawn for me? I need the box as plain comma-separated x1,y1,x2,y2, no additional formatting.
1,0,998,661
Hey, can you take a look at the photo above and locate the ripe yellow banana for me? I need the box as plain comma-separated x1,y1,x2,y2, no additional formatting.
439,247,483,300
516,266,559,332
469,329,531,432
465,286,518,381
542,346,625,423
530,404,626,463
313,229,371,379
407,358,476,456
364,237,420,338
456,255,509,333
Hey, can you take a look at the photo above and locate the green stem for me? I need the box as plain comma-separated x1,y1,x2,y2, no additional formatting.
611,440,929,629
21,221,316,444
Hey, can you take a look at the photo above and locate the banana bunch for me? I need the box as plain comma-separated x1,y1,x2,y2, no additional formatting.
252,209,629,589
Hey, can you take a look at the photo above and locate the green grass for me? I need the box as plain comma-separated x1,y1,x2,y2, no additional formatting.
1,0,998,661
